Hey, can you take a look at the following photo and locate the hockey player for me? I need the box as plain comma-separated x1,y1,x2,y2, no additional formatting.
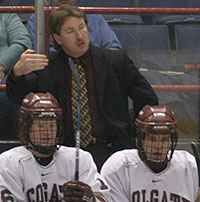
0,92,111,202
101,105,199,202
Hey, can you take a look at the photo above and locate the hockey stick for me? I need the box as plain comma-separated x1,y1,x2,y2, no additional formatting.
191,142,200,186
69,58,80,181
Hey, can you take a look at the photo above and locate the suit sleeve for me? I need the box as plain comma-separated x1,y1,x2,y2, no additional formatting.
6,52,57,106
122,51,158,117
6,71,39,105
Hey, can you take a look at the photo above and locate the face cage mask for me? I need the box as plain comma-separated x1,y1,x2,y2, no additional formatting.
137,131,177,173
25,117,63,155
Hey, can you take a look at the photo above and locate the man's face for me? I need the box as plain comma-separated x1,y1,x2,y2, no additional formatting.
52,0,77,6
29,119,57,147
143,133,171,162
53,16,89,58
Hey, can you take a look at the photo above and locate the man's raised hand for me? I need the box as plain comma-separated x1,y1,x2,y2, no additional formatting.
13,49,49,77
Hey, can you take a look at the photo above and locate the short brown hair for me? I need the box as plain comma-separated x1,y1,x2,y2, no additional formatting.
48,4,87,35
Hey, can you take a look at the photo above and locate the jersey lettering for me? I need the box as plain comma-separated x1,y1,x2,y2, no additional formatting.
1,190,14,202
27,188,34,202
1,183,63,202
36,184,44,202
141,189,146,202
26,183,63,202
50,184,59,201
161,191,167,202
170,193,180,202
132,189,190,202
151,189,158,201
43,182,48,201
133,191,140,201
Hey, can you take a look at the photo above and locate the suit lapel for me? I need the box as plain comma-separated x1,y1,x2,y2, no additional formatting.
90,46,109,107
53,51,69,108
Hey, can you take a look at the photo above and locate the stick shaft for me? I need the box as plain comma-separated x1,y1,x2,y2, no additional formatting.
75,130,80,181
69,58,80,181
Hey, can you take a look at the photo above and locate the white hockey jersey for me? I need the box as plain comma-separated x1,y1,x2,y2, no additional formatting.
0,146,111,202
101,149,198,202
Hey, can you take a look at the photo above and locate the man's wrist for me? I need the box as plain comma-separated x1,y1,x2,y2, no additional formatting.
9,68,21,81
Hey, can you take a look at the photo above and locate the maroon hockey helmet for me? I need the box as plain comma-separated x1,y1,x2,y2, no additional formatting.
136,105,177,135
135,105,178,172
19,92,63,155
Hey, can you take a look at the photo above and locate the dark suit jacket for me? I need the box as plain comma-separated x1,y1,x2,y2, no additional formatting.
6,45,158,149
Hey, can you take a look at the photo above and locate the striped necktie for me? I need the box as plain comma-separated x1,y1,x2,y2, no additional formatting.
71,61,93,148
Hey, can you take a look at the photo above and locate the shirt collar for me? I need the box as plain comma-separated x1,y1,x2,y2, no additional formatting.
65,47,91,68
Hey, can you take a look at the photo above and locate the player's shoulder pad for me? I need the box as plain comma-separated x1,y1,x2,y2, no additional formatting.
172,150,196,165
101,149,138,174
0,146,33,167
55,146,93,162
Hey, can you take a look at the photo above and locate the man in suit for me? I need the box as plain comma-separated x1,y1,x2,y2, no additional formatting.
6,4,158,170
